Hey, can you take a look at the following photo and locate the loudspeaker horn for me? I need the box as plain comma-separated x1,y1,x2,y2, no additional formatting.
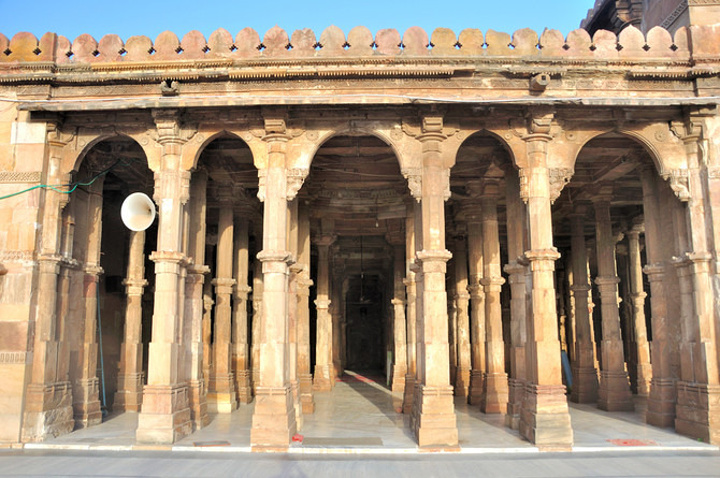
121,192,157,232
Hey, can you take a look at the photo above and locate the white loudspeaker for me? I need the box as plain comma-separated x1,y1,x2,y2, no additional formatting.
121,192,157,231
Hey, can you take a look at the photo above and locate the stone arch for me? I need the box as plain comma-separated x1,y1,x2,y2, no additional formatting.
183,129,259,172
454,129,518,169
69,132,156,175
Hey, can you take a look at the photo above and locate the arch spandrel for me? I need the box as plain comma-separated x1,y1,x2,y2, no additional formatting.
182,127,264,172
66,128,159,175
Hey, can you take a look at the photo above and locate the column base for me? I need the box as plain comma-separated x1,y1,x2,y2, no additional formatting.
72,377,103,428
250,385,297,450
505,378,525,430
207,373,238,413
635,363,652,397
598,371,634,412
569,366,599,404
299,373,315,414
291,379,303,430
468,370,484,406
481,372,508,414
411,385,458,448
187,379,210,430
454,366,470,398
647,378,677,428
136,385,192,444
402,374,415,414
675,382,720,445
234,369,253,404
21,382,74,442
114,373,144,412
519,383,573,450
391,365,407,394
313,364,334,392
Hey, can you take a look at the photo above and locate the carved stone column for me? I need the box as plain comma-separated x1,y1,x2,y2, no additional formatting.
208,193,238,413
626,223,652,397
480,184,508,414
402,203,418,414
410,115,458,448
115,231,148,412
569,204,599,404
136,110,192,444
453,234,471,398
183,169,210,429
517,111,573,448
313,235,335,392
287,198,302,428
465,197,486,406
390,242,408,394
21,123,75,442
232,216,252,404
592,188,634,412
297,205,314,413
672,117,720,445
251,257,263,394
640,167,675,427
331,257,344,379
250,115,298,449
73,177,104,428
202,265,214,390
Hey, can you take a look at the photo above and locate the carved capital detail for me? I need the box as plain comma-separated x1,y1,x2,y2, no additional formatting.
286,168,308,201
549,168,574,204
661,169,690,202
402,167,422,202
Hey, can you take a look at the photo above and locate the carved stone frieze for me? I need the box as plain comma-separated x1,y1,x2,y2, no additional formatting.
0,171,41,183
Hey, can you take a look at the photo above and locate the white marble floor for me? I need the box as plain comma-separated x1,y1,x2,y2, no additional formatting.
30,371,718,453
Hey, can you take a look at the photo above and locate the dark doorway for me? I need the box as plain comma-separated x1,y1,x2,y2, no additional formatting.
345,274,385,371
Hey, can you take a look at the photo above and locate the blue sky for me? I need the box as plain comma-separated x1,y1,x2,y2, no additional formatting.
1,0,595,42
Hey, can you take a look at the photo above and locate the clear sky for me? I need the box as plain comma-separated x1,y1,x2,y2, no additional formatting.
1,0,596,42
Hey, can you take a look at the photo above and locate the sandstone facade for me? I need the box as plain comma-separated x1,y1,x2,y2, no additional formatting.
1,3,720,450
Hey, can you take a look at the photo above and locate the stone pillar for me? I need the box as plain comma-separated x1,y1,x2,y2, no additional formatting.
202,264,213,390
517,112,573,448
447,251,458,389
480,184,508,414
626,223,652,397
453,234,471,398
402,204,418,414
232,216,253,404
297,205,314,413
136,110,192,444
503,170,527,429
250,115,297,449
73,177,104,428
287,199,302,428
390,242,408,394
465,196,486,406
593,188,634,412
673,118,720,445
331,257,344,379
569,204,599,404
640,167,675,427
208,194,238,413
313,236,335,391
251,257,263,394
183,170,210,429
410,115,458,448
115,230,148,412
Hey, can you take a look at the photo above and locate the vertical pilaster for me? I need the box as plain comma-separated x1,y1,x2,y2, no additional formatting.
73,177,104,428
250,115,297,449
402,204,418,414
297,205,314,413
465,195,486,406
641,167,676,427
626,224,652,397
504,170,527,429
569,205,599,404
480,185,508,414
115,231,148,412
390,242,408,394
453,234,471,398
518,111,573,448
313,236,335,391
184,170,210,429
593,188,634,411
410,115,458,448
287,199,302,428
136,110,192,444
232,216,253,404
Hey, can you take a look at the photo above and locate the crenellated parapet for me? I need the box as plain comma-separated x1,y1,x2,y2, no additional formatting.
0,24,701,67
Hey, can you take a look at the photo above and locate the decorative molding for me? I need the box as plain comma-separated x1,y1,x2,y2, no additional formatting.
0,171,42,183
662,1,688,29
286,168,308,201
549,168,574,204
0,250,34,262
401,167,422,202
0,351,28,364
688,0,720,5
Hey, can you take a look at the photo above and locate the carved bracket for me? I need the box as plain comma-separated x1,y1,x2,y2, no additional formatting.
549,168,574,204
662,169,690,202
286,168,308,201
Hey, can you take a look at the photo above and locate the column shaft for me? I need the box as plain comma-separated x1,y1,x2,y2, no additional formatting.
232,217,252,404
466,209,486,406
627,228,651,397
313,241,334,391
297,206,315,413
453,236,471,398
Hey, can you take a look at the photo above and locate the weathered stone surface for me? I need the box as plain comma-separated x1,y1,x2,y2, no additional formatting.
375,29,401,56
180,31,207,60
346,26,373,56
485,30,512,56
291,29,317,56
124,35,153,61
96,34,124,62
153,31,181,61
318,26,344,57
207,28,234,58
402,26,429,56
458,28,484,55
235,28,261,58
262,26,289,58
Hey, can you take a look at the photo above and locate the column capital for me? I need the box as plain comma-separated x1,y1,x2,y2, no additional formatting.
643,263,665,280
480,276,506,290
256,250,292,264
416,249,452,263
187,264,211,275
503,261,525,276
149,251,186,264
314,235,337,247
391,298,406,307
314,299,331,310
523,248,560,263
84,264,104,276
